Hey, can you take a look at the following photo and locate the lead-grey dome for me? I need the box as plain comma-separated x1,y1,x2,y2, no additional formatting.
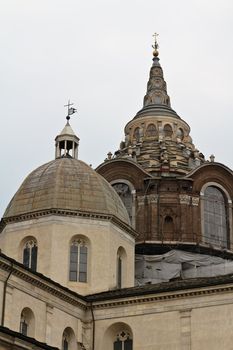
3,157,130,225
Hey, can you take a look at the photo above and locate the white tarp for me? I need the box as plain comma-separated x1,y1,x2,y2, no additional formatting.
135,249,233,285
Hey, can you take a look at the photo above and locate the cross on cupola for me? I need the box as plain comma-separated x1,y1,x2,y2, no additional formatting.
55,100,80,159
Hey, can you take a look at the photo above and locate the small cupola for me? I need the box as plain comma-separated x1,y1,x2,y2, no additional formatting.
55,102,79,159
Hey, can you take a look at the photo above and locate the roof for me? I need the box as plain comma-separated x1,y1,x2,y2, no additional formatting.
3,157,130,225
86,273,233,302
0,326,59,350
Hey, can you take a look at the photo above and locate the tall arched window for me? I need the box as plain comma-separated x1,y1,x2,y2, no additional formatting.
164,124,173,137
133,127,140,142
203,186,228,247
114,331,133,350
145,124,157,138
19,308,35,337
116,247,127,289
62,332,69,350
62,328,76,350
23,239,37,271
69,238,88,282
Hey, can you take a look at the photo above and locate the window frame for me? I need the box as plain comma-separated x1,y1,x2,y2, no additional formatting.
69,238,88,283
23,239,37,271
200,182,232,249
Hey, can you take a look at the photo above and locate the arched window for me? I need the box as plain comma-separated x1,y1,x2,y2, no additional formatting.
62,332,69,350
62,328,76,350
69,238,88,282
23,239,37,271
116,247,127,289
145,124,157,138
133,127,140,142
177,128,184,140
203,186,228,247
114,331,133,350
112,183,133,223
19,308,35,337
164,124,173,137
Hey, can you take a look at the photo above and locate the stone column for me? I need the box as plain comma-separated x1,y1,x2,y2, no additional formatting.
137,196,146,241
179,194,191,241
147,194,159,240
192,196,200,243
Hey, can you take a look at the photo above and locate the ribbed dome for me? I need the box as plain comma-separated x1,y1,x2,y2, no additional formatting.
4,157,130,225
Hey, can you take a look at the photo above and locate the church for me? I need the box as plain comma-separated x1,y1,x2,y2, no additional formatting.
0,37,232,350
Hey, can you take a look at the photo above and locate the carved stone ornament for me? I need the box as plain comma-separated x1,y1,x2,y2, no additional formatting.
179,194,191,205
147,194,159,204
192,196,200,206
160,207,176,217
137,196,146,206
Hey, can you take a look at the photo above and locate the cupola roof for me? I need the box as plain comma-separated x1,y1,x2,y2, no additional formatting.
135,33,179,119
3,112,131,227
102,35,205,176
3,157,130,225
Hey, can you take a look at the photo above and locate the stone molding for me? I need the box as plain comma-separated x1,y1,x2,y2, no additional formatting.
0,209,138,238
91,284,233,310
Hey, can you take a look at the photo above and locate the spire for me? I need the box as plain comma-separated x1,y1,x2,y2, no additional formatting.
143,33,171,109
55,102,79,159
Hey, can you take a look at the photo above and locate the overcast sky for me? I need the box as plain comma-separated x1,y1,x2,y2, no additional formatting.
0,0,233,216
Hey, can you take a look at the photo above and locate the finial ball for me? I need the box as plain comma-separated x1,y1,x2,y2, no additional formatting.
153,49,159,57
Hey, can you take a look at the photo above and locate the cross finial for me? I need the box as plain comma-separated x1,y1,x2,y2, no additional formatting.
64,100,77,121
152,33,159,50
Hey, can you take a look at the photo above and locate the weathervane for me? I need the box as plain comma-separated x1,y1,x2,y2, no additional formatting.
64,100,77,121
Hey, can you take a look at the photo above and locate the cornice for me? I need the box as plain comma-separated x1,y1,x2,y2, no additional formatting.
88,282,233,310
96,158,152,178
0,255,87,310
0,208,138,238
90,284,233,310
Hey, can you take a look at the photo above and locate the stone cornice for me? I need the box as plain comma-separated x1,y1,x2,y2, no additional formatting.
0,208,138,238
0,254,87,310
87,279,233,310
96,158,152,178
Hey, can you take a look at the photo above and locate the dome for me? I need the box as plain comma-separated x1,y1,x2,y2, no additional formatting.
3,157,130,225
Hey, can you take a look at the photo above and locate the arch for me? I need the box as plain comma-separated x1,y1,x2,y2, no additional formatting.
62,327,77,350
201,184,229,248
103,322,133,350
133,127,140,142
116,247,127,289
69,235,90,283
20,236,38,271
177,128,184,140
164,124,173,137
19,307,35,337
145,124,157,138
111,180,136,227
